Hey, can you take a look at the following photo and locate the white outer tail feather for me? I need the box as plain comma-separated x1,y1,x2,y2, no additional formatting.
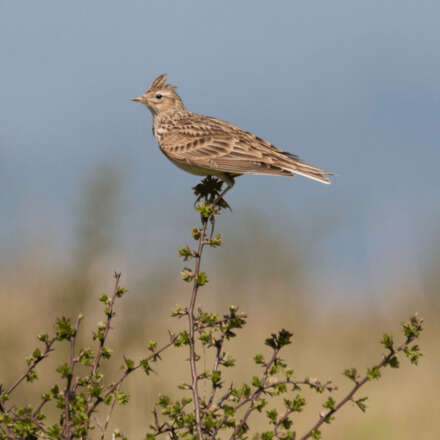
284,168,331,184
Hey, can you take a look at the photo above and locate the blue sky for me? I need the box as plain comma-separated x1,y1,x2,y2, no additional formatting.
1,1,439,300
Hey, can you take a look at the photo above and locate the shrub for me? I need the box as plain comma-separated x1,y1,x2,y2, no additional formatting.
0,177,424,440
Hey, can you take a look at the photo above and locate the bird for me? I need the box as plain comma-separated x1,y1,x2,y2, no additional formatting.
132,74,333,196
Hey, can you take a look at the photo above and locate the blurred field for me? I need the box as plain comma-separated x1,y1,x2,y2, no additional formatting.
0,170,439,439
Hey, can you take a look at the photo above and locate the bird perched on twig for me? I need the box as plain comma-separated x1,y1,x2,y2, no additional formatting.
132,74,333,197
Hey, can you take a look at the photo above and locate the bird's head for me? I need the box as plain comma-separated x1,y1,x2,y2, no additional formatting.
131,74,185,116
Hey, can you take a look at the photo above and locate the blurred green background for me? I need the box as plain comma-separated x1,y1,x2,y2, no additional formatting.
1,1,439,438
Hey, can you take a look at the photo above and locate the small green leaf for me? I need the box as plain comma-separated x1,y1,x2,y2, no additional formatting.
178,246,194,261
56,362,71,379
343,368,358,382
209,233,223,247
99,294,109,303
404,344,423,365
366,366,381,380
171,306,186,317
252,376,262,388
79,348,95,366
140,359,152,375
116,286,127,297
381,333,394,350
223,405,235,417
124,357,135,371
116,392,130,405
311,429,322,439
174,331,190,347
287,395,306,412
402,314,423,339
88,382,104,397
180,268,194,282
102,346,112,359
26,371,38,382
196,202,213,218
266,409,278,423
255,398,268,412
55,317,74,340
355,396,368,412
158,394,170,408
195,272,208,286
223,355,235,367
192,227,201,240
32,348,42,359
38,333,49,343
47,424,62,438
274,383,287,394
265,329,293,350
323,396,335,410
387,355,400,368
211,370,222,388
148,340,158,352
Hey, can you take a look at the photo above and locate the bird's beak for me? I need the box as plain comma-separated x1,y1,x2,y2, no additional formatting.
131,96,143,102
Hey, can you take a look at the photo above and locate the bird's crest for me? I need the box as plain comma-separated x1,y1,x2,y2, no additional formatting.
148,74,176,92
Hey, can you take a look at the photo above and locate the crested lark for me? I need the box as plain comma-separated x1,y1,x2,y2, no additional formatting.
132,74,333,191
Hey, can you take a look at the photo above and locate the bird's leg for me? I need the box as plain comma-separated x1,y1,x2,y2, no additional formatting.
212,174,235,208
213,184,232,206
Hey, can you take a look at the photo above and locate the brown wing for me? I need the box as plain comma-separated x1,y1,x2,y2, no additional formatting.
160,113,332,183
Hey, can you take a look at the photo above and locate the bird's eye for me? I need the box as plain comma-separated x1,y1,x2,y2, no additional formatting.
155,94,163,99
